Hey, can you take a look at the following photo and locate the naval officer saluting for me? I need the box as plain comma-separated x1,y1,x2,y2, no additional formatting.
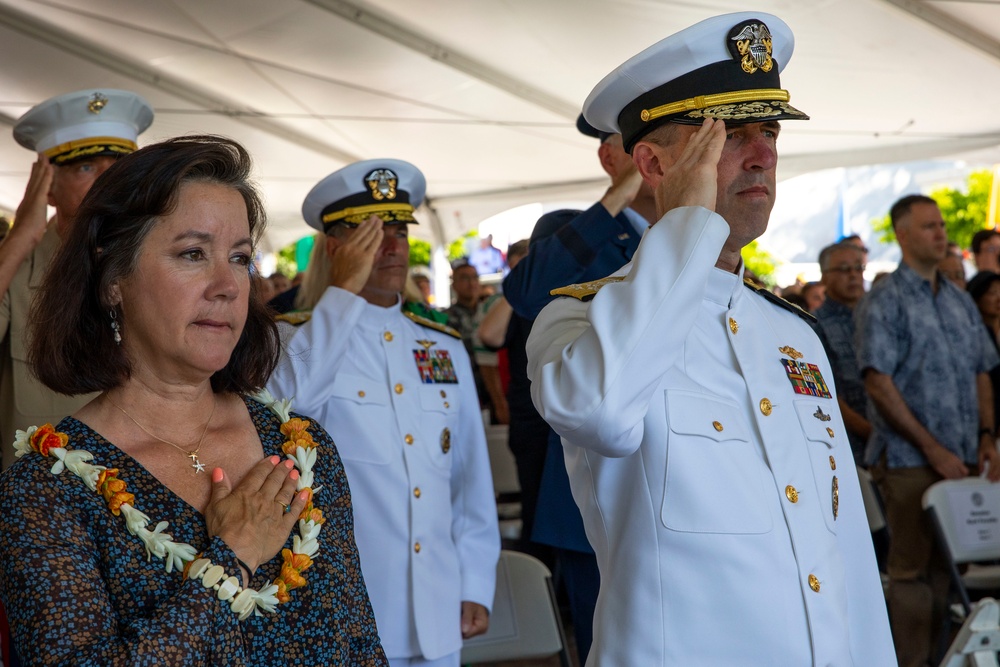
526,12,895,666
267,159,498,667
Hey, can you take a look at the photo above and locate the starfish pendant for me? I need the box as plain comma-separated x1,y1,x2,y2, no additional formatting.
188,452,205,474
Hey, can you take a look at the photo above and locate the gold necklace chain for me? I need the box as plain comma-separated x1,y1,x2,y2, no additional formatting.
105,395,217,474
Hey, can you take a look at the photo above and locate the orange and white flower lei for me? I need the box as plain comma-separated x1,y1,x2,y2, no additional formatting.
11,389,324,620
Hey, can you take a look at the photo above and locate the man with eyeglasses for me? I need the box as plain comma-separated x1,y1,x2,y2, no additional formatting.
813,241,870,464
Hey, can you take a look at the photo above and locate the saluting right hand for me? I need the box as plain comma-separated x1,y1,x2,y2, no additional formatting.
655,118,726,216
600,163,644,217
328,214,384,295
11,155,54,246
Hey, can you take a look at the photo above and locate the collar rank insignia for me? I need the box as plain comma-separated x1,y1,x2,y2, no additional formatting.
617,232,630,241
780,352,833,400
813,406,832,422
365,168,398,201
413,347,458,384
88,92,108,114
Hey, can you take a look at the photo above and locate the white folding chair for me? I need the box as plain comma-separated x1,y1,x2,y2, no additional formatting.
858,465,886,533
923,478,1000,615
939,597,1000,667
484,424,522,540
461,550,572,667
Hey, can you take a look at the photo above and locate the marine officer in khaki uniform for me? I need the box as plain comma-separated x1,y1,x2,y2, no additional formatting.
526,13,895,666
267,160,499,667
0,89,153,467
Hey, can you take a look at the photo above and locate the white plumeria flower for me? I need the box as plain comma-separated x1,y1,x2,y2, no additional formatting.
139,521,176,560
252,585,281,614
292,533,319,558
52,449,105,491
120,504,151,536
299,519,322,542
162,541,197,573
12,426,37,458
251,389,293,424
290,447,317,489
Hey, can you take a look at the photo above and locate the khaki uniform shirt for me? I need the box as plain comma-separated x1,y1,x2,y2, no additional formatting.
0,226,95,468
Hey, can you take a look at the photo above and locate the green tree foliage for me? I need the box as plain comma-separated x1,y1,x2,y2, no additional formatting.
871,169,993,247
275,241,298,278
741,239,779,288
448,231,478,263
409,238,431,267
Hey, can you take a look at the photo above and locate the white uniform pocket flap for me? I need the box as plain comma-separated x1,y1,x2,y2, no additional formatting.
793,400,837,449
419,385,458,415
330,374,390,406
668,392,750,443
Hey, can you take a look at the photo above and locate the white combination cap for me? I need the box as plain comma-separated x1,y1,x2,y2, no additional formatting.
13,89,154,164
583,12,807,153
303,158,426,233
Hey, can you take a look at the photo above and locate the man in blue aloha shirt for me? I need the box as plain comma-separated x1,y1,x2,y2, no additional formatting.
856,193,1000,667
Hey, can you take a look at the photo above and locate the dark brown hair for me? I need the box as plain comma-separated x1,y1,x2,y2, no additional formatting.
28,134,280,395
889,194,937,230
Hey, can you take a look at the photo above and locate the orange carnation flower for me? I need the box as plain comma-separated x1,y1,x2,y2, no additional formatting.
107,491,135,516
280,418,316,453
284,549,313,573
273,548,312,597
274,579,291,604
97,469,128,503
30,424,69,457
300,507,326,525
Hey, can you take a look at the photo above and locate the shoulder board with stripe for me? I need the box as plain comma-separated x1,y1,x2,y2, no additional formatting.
403,310,462,339
743,278,816,324
274,311,313,326
549,276,625,301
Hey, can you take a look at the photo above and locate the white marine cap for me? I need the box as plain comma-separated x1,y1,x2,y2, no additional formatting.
13,89,154,164
583,12,808,153
303,158,426,233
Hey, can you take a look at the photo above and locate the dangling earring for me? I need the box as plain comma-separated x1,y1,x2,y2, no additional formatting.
110,307,121,345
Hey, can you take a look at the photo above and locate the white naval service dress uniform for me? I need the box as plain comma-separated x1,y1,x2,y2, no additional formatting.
527,208,895,666
268,286,499,663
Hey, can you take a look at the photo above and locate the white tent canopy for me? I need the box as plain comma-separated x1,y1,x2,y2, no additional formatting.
2,0,1000,252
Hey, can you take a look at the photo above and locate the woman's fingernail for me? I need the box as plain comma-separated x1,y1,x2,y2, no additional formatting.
212,468,223,483
269,455,280,465
290,469,299,481
298,490,309,501
283,459,294,469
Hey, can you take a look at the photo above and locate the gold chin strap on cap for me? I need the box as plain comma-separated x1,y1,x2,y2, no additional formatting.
44,136,137,162
322,202,415,225
640,88,791,122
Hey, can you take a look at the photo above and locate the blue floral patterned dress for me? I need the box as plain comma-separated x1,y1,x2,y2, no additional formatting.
0,396,386,666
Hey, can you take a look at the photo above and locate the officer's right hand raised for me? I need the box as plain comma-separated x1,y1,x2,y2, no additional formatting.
327,214,384,295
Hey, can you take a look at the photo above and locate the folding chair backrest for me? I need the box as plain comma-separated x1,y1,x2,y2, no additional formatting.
857,465,886,533
922,478,1000,565
460,550,569,665
484,424,520,496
